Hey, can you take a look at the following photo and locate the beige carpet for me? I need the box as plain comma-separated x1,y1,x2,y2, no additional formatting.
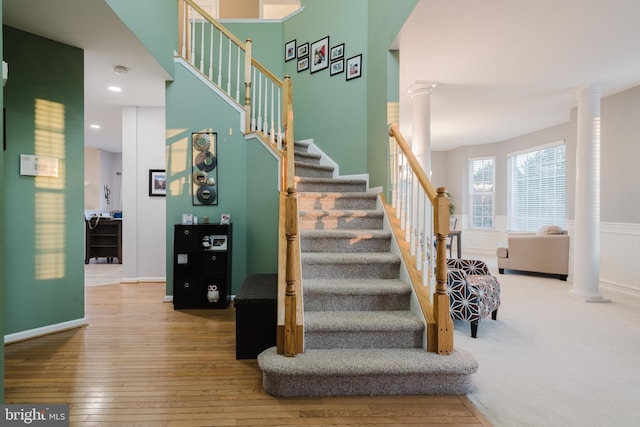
457,254,640,427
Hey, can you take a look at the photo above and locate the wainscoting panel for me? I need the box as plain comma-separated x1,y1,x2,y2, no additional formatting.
600,222,640,298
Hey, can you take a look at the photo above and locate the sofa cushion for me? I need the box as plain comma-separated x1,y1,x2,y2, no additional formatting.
537,225,564,235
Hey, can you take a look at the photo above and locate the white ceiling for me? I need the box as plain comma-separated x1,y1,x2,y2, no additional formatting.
4,0,640,153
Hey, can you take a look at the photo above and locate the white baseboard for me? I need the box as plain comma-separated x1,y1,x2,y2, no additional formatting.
121,277,166,284
4,318,88,344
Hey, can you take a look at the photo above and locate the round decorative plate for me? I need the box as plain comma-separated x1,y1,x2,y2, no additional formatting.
197,185,217,204
192,170,208,186
192,133,211,152
195,151,217,172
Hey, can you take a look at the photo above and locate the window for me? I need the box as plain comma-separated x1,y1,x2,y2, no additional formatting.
469,157,495,229
507,142,566,232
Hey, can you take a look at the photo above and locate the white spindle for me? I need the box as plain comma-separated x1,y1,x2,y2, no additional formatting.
270,81,275,144
251,67,257,131
199,19,205,71
277,87,282,149
263,75,268,132
190,18,195,64
208,25,214,80
227,39,232,94
236,45,241,102
217,35,222,86
182,1,187,57
257,72,263,132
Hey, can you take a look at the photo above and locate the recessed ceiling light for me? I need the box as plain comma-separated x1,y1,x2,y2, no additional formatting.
108,85,122,93
90,124,101,129
113,65,128,75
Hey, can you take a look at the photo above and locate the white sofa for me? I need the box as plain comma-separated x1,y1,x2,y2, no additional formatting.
496,226,569,281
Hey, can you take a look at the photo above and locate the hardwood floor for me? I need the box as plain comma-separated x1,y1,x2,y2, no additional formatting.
4,282,492,426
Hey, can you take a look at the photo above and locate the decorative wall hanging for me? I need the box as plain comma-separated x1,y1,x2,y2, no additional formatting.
191,132,218,206
346,54,363,81
149,169,166,196
310,36,329,73
285,40,296,62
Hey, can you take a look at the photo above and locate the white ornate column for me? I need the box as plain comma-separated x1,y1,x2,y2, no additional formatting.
408,81,437,173
571,84,610,303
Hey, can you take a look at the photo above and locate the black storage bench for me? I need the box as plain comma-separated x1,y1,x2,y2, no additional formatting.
234,274,277,359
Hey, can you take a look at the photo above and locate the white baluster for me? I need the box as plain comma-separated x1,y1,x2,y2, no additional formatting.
251,67,256,131
257,72,262,132
263,75,268,133
227,39,232,94
182,1,187,57
277,87,282,149
199,19,205,72
270,82,275,144
190,18,195,64
236,45,241,102
217,35,222,86
208,25,214,80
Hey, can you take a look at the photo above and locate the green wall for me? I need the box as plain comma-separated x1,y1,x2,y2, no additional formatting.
106,0,178,78
223,20,284,78
2,26,85,334
165,63,280,296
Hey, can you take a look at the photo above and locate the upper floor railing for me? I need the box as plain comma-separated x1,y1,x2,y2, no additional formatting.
388,123,453,354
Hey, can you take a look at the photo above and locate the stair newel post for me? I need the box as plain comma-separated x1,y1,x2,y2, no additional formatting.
284,187,299,356
433,187,454,354
283,75,294,190
244,39,253,134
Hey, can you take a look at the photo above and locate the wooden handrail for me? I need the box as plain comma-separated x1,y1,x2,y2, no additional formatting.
388,123,453,355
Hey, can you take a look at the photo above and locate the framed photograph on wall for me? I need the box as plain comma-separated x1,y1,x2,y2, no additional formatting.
330,59,344,76
310,36,329,73
297,43,308,58
285,39,296,62
330,43,344,61
149,169,166,197
297,56,309,72
346,54,363,81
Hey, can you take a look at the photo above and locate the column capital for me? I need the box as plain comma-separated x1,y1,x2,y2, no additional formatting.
408,80,438,97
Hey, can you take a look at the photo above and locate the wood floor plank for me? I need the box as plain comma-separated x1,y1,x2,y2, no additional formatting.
4,282,491,426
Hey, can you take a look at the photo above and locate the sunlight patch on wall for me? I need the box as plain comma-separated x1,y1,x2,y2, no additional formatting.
167,130,189,196
34,98,66,280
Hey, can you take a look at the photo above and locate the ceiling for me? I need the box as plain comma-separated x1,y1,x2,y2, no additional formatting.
4,0,640,153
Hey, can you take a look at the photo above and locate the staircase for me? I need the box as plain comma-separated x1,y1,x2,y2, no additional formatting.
258,141,478,397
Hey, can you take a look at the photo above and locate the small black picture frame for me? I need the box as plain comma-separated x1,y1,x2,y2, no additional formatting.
330,59,344,76
330,43,344,61
297,43,308,58
285,39,296,62
346,54,363,81
297,56,309,72
149,169,166,197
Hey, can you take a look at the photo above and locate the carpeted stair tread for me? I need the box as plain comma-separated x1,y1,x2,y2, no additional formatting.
299,209,383,222
303,278,410,295
294,151,321,164
304,310,422,332
298,192,378,210
258,347,478,376
301,229,390,239
295,162,335,178
301,252,399,264
296,176,367,188
300,230,392,253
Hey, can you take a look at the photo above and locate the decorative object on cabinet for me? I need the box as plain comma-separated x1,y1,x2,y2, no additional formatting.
148,169,166,197
191,132,218,206
85,218,122,264
310,36,329,73
346,54,362,80
173,223,232,309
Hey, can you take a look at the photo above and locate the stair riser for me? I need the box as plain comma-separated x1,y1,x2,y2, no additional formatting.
301,237,390,253
297,181,366,192
305,329,423,350
295,164,334,179
261,372,474,397
303,293,410,312
298,195,377,211
301,261,399,279
294,153,321,165
299,215,383,230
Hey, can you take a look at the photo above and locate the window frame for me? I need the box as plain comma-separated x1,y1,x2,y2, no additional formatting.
468,156,496,230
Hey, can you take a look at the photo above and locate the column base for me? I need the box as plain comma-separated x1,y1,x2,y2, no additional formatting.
570,288,611,303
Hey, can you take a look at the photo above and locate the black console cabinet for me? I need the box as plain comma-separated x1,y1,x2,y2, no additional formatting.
173,224,232,309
